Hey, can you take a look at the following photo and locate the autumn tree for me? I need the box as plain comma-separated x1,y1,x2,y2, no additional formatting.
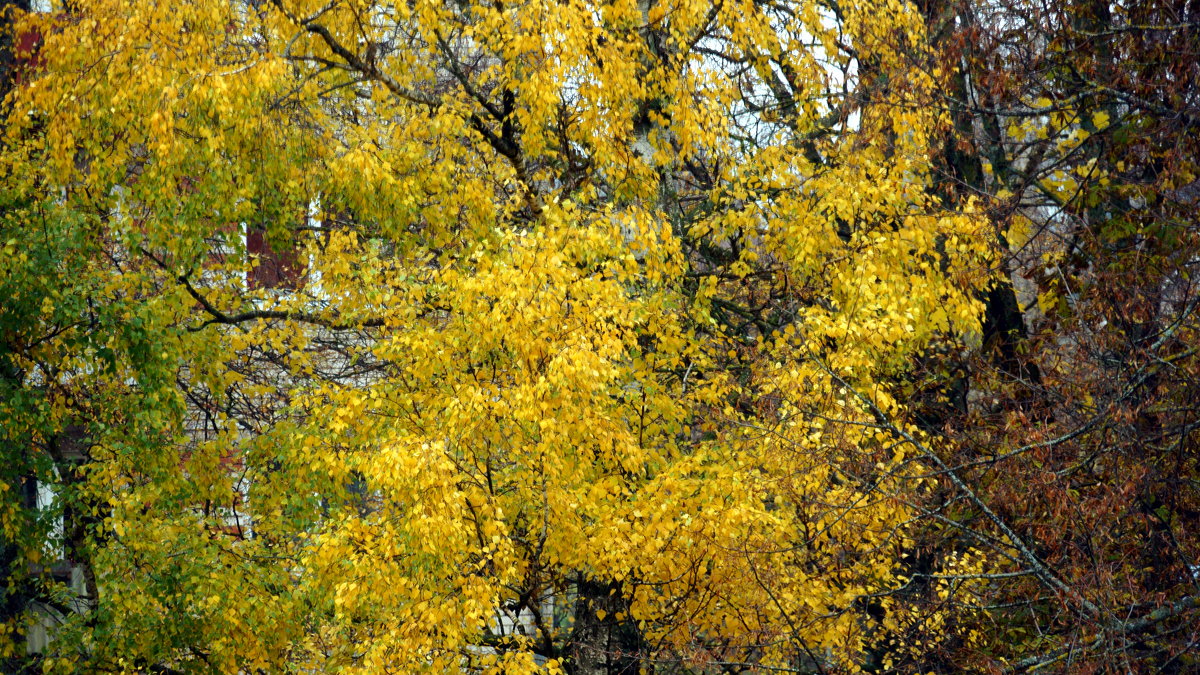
854,0,1200,671
1,0,1004,673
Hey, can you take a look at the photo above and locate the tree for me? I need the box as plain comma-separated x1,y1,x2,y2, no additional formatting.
863,0,1200,671
1,0,999,673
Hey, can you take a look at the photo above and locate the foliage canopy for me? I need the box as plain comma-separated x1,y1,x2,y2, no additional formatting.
6,0,1196,672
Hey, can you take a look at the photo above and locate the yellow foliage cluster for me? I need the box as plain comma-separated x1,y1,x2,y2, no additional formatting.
2,0,992,671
